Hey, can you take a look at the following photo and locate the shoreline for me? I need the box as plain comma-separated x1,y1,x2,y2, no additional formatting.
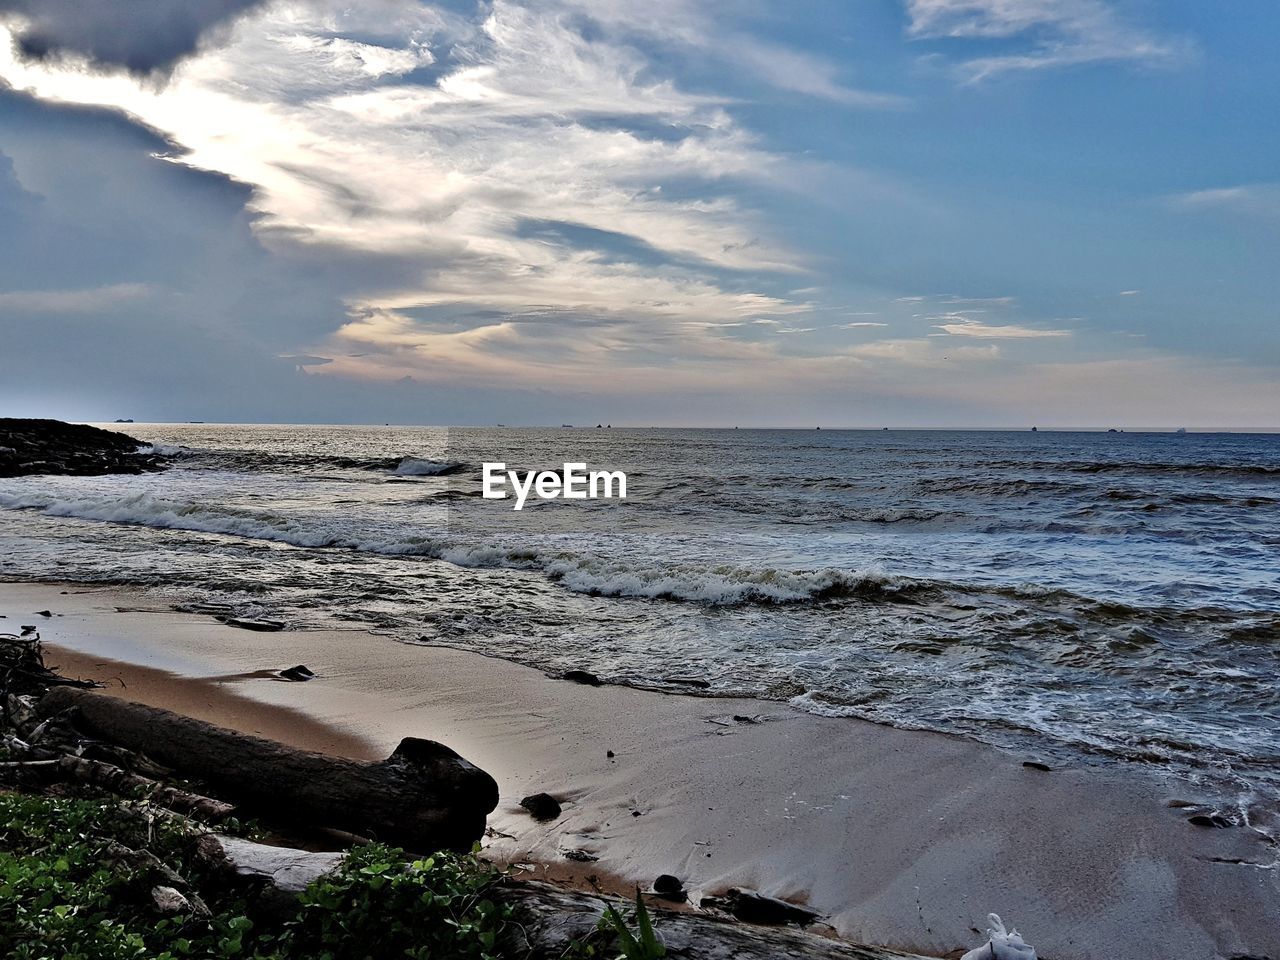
3,579,1278,960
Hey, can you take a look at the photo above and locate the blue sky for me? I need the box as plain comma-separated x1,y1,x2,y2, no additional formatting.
0,0,1276,426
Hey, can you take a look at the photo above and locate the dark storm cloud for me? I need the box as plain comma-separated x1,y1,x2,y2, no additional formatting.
0,0,267,73
0,88,357,421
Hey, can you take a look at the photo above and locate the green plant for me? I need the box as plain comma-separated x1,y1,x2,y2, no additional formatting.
274,842,518,960
600,892,666,960
0,792,521,960
0,790,252,960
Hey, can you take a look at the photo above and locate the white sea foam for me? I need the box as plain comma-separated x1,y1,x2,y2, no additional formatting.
0,490,903,606
541,556,901,604
393,457,460,476
0,491,339,547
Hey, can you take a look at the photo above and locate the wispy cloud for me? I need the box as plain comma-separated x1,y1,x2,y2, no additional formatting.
906,0,1188,81
556,0,908,108
0,283,150,312
0,0,821,389
932,316,1071,338
849,336,1001,365
1166,183,1280,221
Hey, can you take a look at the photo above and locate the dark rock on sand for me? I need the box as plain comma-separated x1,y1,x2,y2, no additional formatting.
703,889,821,927
562,670,602,686
276,665,315,682
561,848,598,863
1022,760,1052,772
0,418,165,477
35,610,52,618
653,874,687,902
220,617,286,632
1188,813,1233,828
520,792,562,821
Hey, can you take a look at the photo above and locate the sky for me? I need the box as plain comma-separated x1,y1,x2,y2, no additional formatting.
0,0,1277,428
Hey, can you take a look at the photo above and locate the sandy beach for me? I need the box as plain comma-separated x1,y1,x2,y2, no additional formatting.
3,579,1277,960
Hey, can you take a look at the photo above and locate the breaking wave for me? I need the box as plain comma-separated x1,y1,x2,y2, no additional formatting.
392,457,463,476
135,445,466,477
0,490,931,607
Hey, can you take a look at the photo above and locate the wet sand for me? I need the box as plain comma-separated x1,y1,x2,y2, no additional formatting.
3,580,1277,960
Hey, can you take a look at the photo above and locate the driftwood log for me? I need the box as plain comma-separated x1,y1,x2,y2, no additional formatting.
36,687,498,852
506,882,932,960
197,835,932,960
0,754,236,821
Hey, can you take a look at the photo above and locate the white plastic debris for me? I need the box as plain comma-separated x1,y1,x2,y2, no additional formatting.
960,913,1038,960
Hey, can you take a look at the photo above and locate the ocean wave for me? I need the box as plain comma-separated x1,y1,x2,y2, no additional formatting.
0,491,342,547
0,489,935,607
137,443,191,457
131,445,467,477
392,457,464,476
982,458,1280,479
541,558,919,604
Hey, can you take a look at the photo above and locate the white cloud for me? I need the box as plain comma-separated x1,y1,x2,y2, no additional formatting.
1167,184,1280,221
848,336,1000,365
0,283,150,312
0,0,821,388
906,0,1188,80
932,317,1071,338
554,0,907,107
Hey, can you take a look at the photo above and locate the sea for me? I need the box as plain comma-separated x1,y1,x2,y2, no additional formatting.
1,424,1277,836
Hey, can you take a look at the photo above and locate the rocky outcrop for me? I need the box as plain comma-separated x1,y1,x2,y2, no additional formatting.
0,418,164,477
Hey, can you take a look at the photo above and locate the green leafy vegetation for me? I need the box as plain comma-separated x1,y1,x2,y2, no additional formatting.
0,790,243,960
601,894,666,960
563,893,667,960
276,843,518,960
0,790,674,960
0,792,518,959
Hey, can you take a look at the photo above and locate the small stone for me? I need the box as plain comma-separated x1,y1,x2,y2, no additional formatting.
35,610,52,618
277,664,315,682
520,793,562,821
1022,760,1052,772
562,670,602,686
562,849,598,863
222,617,286,632
606,750,615,758
150,885,200,916
1188,813,1232,828
653,874,686,901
